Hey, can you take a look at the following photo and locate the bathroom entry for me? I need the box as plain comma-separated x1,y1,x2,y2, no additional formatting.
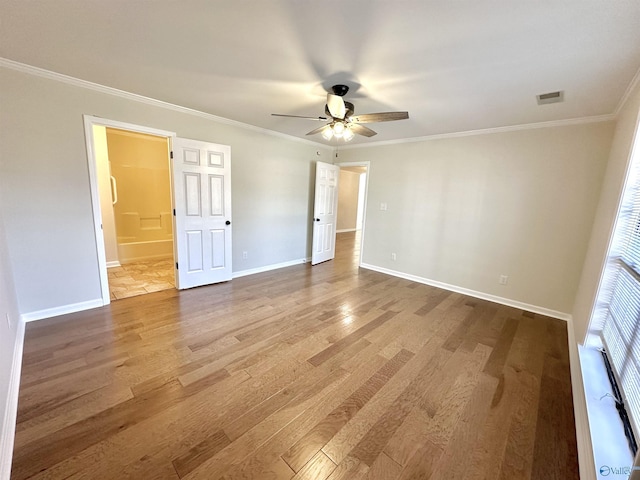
93,125,175,300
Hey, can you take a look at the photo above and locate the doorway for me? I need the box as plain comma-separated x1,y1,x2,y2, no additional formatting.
95,126,175,300
86,116,234,305
336,162,369,265
84,116,177,305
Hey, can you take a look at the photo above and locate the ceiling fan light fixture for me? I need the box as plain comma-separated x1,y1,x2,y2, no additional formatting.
286,84,406,141
332,121,345,137
343,128,354,141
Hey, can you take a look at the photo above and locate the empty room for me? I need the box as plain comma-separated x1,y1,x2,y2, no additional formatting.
1,1,640,479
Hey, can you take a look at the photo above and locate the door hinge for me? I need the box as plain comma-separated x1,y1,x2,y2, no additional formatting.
173,209,176,216
170,151,174,159
175,262,179,270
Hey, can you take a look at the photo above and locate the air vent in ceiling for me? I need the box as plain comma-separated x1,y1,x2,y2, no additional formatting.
537,90,564,105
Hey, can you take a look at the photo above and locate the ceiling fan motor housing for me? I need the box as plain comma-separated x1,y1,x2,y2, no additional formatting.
325,101,354,119
331,84,350,97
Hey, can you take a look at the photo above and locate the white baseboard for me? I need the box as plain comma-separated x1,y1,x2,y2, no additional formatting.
20,298,104,323
0,319,25,480
20,258,316,321
336,228,356,233
233,258,310,279
360,263,571,321
567,318,597,480
106,261,121,268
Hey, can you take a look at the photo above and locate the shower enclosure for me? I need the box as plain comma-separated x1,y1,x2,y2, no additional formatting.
102,127,173,264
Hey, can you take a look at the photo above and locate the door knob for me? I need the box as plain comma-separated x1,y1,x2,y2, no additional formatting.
225,220,231,225
315,218,320,222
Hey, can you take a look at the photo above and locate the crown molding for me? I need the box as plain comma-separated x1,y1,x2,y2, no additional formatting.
614,65,640,117
338,114,617,150
0,57,328,148
1,57,630,150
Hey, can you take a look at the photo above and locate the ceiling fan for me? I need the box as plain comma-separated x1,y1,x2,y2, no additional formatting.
272,84,409,141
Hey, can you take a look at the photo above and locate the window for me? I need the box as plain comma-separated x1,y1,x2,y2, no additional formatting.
596,116,640,454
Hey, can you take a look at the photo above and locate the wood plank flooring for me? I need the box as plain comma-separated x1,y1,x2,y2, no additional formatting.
11,232,579,479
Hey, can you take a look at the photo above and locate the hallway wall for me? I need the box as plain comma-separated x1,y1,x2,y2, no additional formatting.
337,169,360,232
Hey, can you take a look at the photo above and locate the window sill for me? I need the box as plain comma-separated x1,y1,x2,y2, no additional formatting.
579,344,634,478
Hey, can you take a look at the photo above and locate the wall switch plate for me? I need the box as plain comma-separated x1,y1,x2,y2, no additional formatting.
380,202,388,211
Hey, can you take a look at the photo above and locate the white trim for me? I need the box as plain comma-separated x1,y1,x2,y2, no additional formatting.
360,263,571,321
614,66,640,117
232,258,310,279
83,116,111,305
106,261,121,268
0,58,623,149
0,58,325,147
83,115,177,306
336,228,356,233
0,320,25,480
568,318,597,480
20,299,104,323
85,115,175,138
340,115,616,150
581,108,640,345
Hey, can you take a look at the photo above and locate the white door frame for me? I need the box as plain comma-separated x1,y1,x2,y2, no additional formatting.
336,161,370,267
83,115,176,306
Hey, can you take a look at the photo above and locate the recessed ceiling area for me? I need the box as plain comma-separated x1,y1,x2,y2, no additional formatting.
1,0,639,145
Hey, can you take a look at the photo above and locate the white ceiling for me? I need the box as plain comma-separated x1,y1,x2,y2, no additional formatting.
2,1,640,145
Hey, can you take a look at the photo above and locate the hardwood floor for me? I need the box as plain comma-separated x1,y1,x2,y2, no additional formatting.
12,232,579,479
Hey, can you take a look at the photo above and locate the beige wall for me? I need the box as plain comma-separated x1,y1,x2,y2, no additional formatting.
339,122,615,315
337,170,360,231
572,81,640,343
0,66,332,315
0,60,632,329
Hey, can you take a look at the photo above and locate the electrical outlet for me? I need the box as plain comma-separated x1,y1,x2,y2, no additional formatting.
380,202,388,211
499,275,508,285
242,251,248,260
391,253,397,261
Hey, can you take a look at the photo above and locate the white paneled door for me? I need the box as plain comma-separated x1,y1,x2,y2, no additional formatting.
312,161,340,265
172,138,232,289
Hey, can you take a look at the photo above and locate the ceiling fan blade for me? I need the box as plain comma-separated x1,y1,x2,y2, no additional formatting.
350,112,409,123
272,114,328,121
350,124,377,137
326,93,346,119
306,124,331,136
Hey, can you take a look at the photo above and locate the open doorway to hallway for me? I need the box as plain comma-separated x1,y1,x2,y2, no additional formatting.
334,230,362,267
336,163,368,264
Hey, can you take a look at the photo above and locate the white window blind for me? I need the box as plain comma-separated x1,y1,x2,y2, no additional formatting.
600,121,640,446
603,264,640,438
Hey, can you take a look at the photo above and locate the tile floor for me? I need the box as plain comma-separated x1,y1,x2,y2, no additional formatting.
107,257,175,300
